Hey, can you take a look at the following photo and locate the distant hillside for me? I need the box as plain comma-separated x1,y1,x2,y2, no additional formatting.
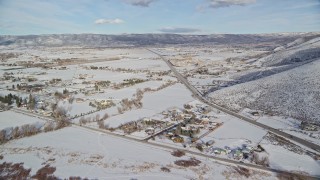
205,36,320,94
0,33,319,47
209,58,320,122
255,37,320,67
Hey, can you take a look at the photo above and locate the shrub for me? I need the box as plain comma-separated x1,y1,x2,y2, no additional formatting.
97,120,105,129
0,162,31,179
102,113,109,120
276,172,309,180
174,158,201,167
44,122,55,132
252,152,269,167
160,167,171,173
171,150,185,157
31,165,58,180
233,166,251,178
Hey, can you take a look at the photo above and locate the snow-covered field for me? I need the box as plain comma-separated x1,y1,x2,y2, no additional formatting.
1,38,320,179
260,139,320,175
0,111,44,130
86,81,167,101
85,58,169,71
142,83,193,112
0,126,275,179
257,116,320,145
202,116,267,148
82,83,194,129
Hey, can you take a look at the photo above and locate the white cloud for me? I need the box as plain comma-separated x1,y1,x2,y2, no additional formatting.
94,18,125,24
158,27,201,34
123,0,156,7
207,0,256,8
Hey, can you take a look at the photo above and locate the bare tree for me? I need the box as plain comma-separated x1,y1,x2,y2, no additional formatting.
97,120,105,129
95,114,101,121
0,130,6,144
251,152,269,167
43,122,55,132
79,117,87,126
102,113,109,120
12,127,20,138
117,107,123,114
68,96,75,104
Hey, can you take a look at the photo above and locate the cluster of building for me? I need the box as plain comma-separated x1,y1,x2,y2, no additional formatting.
206,144,265,160
160,103,222,144
119,117,171,135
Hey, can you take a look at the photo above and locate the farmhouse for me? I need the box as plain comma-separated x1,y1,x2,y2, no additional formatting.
176,125,200,137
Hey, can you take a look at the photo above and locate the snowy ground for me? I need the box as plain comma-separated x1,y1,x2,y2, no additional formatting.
260,139,320,176
209,58,320,122
201,115,267,148
0,111,44,130
85,58,169,71
0,126,275,179
257,116,320,145
1,43,320,179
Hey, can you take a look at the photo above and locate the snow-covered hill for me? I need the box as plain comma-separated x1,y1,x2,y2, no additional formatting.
209,58,320,122
1,33,318,47
254,37,320,67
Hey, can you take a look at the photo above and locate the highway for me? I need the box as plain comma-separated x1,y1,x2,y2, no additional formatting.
146,48,320,153
5,48,319,178
75,124,319,179
9,106,320,179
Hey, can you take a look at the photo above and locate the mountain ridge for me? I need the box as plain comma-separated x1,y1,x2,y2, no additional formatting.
1,33,319,47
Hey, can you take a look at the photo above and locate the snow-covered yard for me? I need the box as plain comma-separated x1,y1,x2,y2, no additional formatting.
0,111,44,130
0,126,275,179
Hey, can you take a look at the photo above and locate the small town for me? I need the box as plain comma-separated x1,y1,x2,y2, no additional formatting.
0,0,320,179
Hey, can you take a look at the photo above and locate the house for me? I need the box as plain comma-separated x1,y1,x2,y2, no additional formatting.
251,111,260,116
213,148,227,155
162,111,168,115
184,114,193,120
76,98,85,103
143,118,151,122
201,117,210,123
224,147,232,154
20,83,28,87
242,148,251,154
145,127,155,135
206,140,215,146
233,150,243,160
37,101,44,104
142,118,157,125
210,122,219,126
176,125,200,137
254,145,265,152
100,100,111,106
184,103,193,109
166,132,174,138
168,108,183,116
43,111,52,117
201,106,212,114
172,136,184,143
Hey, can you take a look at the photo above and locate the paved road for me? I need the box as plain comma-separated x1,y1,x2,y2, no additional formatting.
147,48,320,153
144,122,180,141
10,108,320,179
75,124,319,179
11,107,55,123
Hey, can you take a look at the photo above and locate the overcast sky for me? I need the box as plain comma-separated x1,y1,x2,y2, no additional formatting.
0,0,319,35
